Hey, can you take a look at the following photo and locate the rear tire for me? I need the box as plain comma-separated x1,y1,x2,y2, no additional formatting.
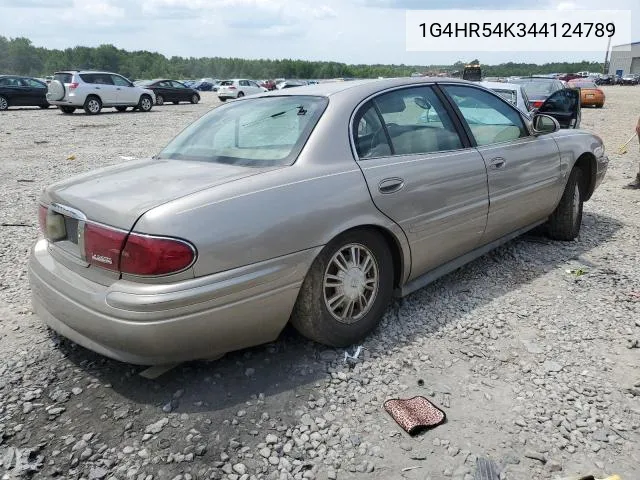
237,92,244,98
59,106,76,114
547,168,583,241
0,95,8,110
219,97,226,102
115,106,128,112
83,95,102,115
155,94,164,105
290,229,394,347
190,94,199,104
138,95,153,112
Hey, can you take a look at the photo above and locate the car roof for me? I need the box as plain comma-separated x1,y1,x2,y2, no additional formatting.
259,77,474,98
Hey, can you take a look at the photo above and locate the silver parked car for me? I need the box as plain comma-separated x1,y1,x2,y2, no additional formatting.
29,78,608,365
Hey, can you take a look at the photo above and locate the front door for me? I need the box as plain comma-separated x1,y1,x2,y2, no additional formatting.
111,74,138,104
537,88,581,129
354,85,489,281
441,84,562,243
21,77,47,106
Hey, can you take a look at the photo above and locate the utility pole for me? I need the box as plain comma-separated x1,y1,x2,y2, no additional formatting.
603,36,612,74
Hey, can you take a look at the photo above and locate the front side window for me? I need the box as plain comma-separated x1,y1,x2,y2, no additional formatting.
111,75,131,87
157,95,328,167
443,85,528,146
365,86,463,156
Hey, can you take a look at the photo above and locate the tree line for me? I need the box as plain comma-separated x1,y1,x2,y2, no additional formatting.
0,36,604,80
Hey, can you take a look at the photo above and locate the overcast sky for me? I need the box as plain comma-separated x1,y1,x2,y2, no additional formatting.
0,0,637,65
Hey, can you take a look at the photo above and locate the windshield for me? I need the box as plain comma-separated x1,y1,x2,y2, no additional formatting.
157,96,328,167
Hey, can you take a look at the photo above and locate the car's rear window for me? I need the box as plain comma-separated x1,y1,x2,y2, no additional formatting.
570,81,597,88
492,88,517,105
157,96,328,167
513,80,560,97
53,73,73,84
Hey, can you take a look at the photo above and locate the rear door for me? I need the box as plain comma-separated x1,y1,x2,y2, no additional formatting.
441,83,562,243
81,73,118,105
537,88,581,129
353,85,489,281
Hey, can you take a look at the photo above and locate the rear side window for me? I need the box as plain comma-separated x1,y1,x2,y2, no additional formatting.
220,80,234,86
54,73,73,84
157,96,328,167
355,86,463,158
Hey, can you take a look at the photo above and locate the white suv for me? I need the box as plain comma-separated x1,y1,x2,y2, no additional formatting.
217,79,267,102
47,71,156,115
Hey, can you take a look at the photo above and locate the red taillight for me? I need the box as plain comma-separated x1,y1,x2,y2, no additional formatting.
84,223,127,272
38,205,47,234
83,222,195,276
228,86,236,90
68,82,79,90
532,100,544,108
120,234,195,276
596,89,604,94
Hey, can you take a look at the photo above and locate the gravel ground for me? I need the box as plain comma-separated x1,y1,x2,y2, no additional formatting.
1,87,639,480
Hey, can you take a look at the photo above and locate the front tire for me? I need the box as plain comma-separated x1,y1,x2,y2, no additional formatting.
155,94,164,105
138,95,153,112
547,168,583,241
290,230,393,347
190,94,199,104
0,95,8,111
83,96,102,115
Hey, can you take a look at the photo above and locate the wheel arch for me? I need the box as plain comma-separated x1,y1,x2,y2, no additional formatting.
573,152,597,201
317,224,409,293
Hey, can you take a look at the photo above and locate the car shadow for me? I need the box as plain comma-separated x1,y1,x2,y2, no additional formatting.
53,209,621,427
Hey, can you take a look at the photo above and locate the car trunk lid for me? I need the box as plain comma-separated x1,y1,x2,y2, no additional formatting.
43,158,278,229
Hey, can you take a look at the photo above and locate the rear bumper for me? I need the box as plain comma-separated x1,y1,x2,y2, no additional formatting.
29,239,319,365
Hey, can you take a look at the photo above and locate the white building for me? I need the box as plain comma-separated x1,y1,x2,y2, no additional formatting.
608,41,640,76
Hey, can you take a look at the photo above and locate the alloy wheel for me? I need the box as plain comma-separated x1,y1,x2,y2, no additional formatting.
323,243,379,324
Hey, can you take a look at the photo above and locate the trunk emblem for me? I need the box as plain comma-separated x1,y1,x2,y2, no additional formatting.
91,254,113,265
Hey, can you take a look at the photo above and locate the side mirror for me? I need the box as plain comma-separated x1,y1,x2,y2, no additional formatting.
532,113,560,134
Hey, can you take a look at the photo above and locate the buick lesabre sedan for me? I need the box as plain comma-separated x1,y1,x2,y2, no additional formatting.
29,78,608,365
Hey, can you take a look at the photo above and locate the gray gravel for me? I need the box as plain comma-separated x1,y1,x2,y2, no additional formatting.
1,87,639,479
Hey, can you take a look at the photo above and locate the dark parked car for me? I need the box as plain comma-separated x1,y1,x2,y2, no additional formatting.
136,79,200,105
193,81,214,91
619,74,639,86
510,77,566,109
595,75,614,85
0,75,50,110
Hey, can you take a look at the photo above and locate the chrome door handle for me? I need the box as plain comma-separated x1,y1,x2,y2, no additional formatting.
378,177,405,194
489,157,506,169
